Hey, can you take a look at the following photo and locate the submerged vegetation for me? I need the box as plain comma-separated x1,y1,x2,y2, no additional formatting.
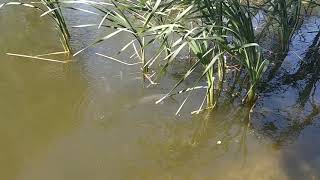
1,0,319,116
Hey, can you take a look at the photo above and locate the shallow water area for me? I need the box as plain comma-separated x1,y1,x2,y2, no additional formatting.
0,3,320,180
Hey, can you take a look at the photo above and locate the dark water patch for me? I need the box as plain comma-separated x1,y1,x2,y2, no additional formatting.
250,15,320,180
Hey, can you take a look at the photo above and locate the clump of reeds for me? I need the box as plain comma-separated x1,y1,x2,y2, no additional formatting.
66,0,285,113
268,0,302,52
4,0,319,115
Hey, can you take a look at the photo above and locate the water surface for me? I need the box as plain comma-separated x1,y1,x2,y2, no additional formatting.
1,5,320,180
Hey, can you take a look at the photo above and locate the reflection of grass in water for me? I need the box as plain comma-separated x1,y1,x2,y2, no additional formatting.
141,107,253,171
146,107,259,179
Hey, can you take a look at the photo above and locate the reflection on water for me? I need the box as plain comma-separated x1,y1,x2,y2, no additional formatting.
252,15,320,180
1,4,320,180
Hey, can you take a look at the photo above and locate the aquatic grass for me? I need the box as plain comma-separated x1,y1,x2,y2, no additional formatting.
8,0,311,114
72,0,270,111
4,0,320,117
259,0,302,53
72,0,181,73
186,31,221,108
270,0,302,52
196,0,227,101
6,52,73,63
220,0,269,105
180,0,269,107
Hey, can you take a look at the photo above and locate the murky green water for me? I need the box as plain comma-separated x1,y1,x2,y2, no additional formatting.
1,5,320,180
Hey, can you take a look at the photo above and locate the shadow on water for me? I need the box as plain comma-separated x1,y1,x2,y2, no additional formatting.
252,15,320,180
